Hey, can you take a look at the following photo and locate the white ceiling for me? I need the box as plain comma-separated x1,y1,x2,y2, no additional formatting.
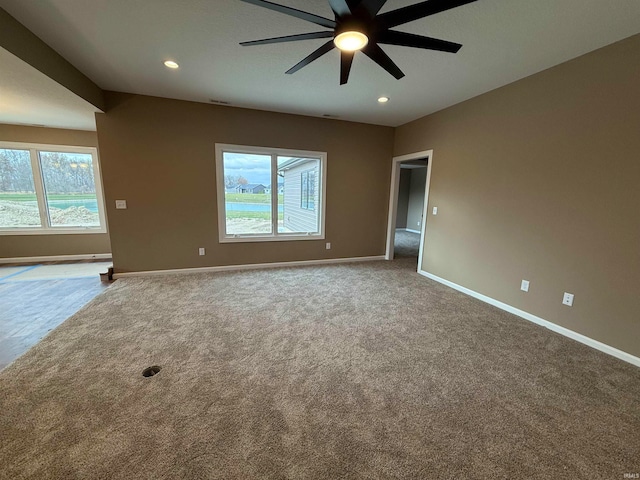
1,0,640,128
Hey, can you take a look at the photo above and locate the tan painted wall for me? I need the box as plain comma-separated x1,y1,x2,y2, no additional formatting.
0,124,111,259
0,124,97,146
96,93,394,273
394,34,640,358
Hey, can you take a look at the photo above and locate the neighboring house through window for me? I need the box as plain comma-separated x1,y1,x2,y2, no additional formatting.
215,144,326,242
0,142,107,234
301,170,316,211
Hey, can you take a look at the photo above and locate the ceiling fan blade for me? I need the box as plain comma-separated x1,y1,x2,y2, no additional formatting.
377,0,477,29
362,43,404,79
340,51,355,85
378,30,462,53
240,0,336,29
286,40,335,75
241,31,334,46
359,0,388,16
328,0,352,17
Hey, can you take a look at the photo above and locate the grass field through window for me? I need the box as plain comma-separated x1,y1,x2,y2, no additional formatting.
224,193,283,204
225,193,284,221
224,193,284,233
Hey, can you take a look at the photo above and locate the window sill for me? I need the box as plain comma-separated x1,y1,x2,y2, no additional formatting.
0,227,107,236
219,233,325,244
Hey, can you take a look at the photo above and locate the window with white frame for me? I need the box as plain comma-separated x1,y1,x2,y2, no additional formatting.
0,142,106,234
215,144,326,242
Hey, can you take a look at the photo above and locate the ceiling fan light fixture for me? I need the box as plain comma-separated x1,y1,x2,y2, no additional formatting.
163,60,179,69
378,96,389,103
239,0,476,84
334,31,368,52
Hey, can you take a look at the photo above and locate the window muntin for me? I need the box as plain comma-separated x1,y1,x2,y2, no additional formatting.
216,144,326,243
0,143,106,234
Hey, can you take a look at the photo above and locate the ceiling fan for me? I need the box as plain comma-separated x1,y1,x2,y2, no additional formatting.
239,0,477,85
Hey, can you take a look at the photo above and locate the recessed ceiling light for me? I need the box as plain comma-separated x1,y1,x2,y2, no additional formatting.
164,60,179,69
334,31,369,52
378,96,389,103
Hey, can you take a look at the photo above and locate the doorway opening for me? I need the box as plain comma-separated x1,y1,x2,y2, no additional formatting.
385,150,433,270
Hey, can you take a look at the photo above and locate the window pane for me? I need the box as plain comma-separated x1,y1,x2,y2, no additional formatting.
0,149,41,228
39,152,100,227
223,152,272,235
277,156,320,234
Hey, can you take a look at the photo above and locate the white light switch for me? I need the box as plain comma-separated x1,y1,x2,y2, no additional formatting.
432,207,438,215
115,200,127,209
520,280,530,292
562,292,574,307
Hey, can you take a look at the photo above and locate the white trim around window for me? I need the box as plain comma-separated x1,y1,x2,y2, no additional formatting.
215,143,326,243
0,141,107,235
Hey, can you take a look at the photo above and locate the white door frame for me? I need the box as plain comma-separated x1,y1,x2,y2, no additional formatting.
385,150,434,270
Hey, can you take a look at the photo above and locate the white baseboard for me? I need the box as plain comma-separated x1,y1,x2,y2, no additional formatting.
0,253,112,264
113,255,385,279
418,268,640,368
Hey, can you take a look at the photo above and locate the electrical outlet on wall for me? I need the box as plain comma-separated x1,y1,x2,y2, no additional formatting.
198,247,205,256
562,292,574,306
520,280,530,292
326,242,331,250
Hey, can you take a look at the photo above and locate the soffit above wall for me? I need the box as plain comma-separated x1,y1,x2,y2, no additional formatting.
0,47,99,131
1,0,639,127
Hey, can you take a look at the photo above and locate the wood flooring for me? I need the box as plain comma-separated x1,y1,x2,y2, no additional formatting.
0,261,111,371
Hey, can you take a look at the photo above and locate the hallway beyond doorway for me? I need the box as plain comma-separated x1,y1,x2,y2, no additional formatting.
394,229,420,258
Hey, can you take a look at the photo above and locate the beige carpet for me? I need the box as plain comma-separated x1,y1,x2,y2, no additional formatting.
394,229,420,258
1,258,639,479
